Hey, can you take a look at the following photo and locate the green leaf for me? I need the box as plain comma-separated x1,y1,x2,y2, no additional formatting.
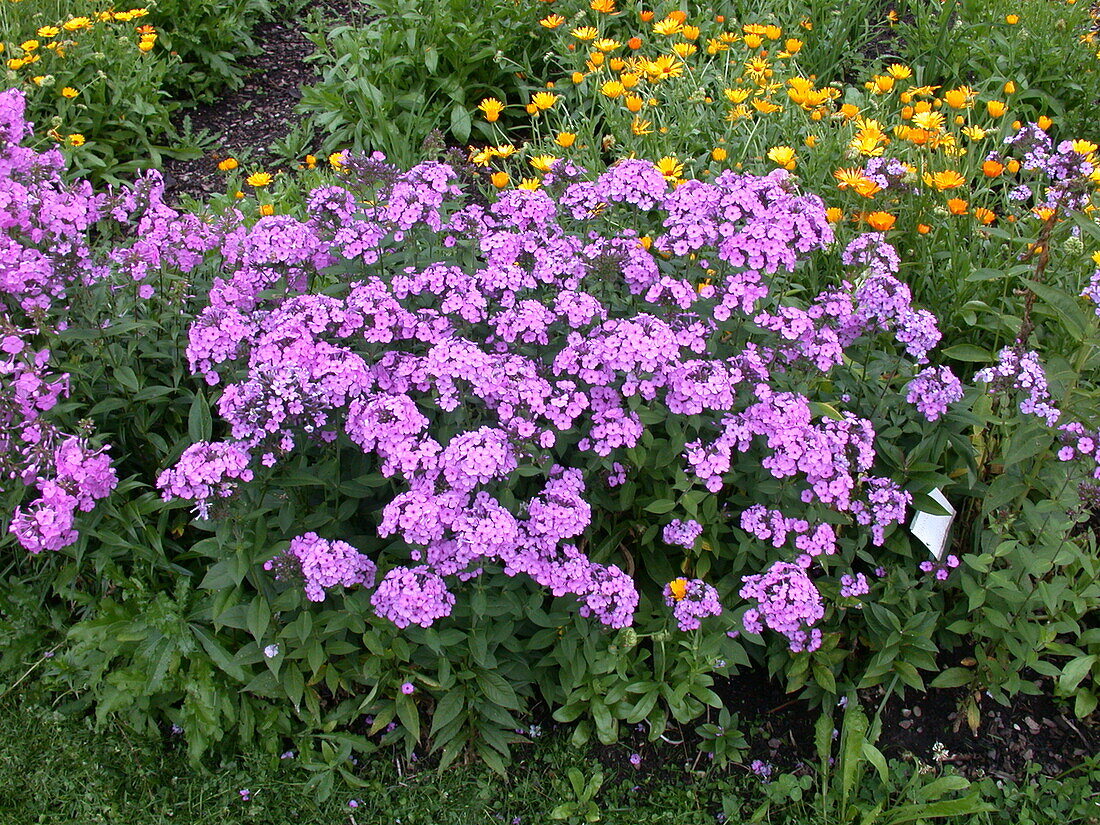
198,559,235,591
814,710,834,764
840,706,869,808
809,401,845,421
644,499,677,514
188,391,212,442
1058,654,1097,694
942,344,993,363
246,596,269,643
475,670,518,709
910,491,952,517
591,700,616,744
861,741,889,785
450,103,471,143
191,626,247,682
114,366,140,393
930,667,974,689
242,670,281,698
882,793,991,824
396,693,421,743
915,775,970,801
1074,689,1097,718
430,691,465,737
812,662,836,694
423,46,438,74
283,665,305,709
1029,280,1090,342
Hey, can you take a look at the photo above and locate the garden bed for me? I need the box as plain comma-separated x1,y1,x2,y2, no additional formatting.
3,1,1100,822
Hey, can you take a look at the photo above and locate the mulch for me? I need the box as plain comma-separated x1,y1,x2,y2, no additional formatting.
717,671,1099,781
161,1,360,202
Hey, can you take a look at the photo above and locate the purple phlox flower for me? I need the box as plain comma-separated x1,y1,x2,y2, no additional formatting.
1084,269,1100,317
920,554,960,580
663,577,722,630
740,561,824,652
1057,421,1100,479
372,565,456,628
975,347,1060,425
906,366,963,422
265,532,376,602
839,572,870,598
750,760,773,780
662,518,702,548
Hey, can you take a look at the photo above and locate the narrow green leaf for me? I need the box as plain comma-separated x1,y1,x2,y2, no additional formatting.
188,391,212,443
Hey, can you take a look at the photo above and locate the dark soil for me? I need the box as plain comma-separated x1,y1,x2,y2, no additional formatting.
874,680,1098,781
563,667,1099,786
712,668,1100,782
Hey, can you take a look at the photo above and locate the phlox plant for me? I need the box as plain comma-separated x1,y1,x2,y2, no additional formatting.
0,85,257,760
147,0,276,101
154,140,984,721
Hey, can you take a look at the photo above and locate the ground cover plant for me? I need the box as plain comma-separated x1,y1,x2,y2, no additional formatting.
1,0,1100,819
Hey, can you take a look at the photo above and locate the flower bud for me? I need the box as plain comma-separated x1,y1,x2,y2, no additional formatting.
616,627,639,650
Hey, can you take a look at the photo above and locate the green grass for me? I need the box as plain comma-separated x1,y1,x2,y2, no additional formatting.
0,691,740,824
2,688,1098,825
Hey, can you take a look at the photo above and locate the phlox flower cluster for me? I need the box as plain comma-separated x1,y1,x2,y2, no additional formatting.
1000,126,1096,213
370,565,456,628
663,577,723,631
740,504,837,560
975,347,1060,425
860,157,916,194
152,142,965,641
919,554,960,581
662,518,702,548
839,572,870,598
687,387,909,549
740,561,824,652
1057,422,1100,479
736,504,848,646
264,532,377,602
10,437,116,553
843,234,941,362
842,232,900,278
906,366,964,422
156,442,254,520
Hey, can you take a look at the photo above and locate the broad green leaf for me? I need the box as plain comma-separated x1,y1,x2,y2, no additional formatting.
1058,654,1097,694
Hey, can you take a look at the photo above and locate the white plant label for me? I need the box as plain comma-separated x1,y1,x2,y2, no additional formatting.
910,487,955,561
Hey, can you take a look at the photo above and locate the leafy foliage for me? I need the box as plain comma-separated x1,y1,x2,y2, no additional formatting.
298,0,542,165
